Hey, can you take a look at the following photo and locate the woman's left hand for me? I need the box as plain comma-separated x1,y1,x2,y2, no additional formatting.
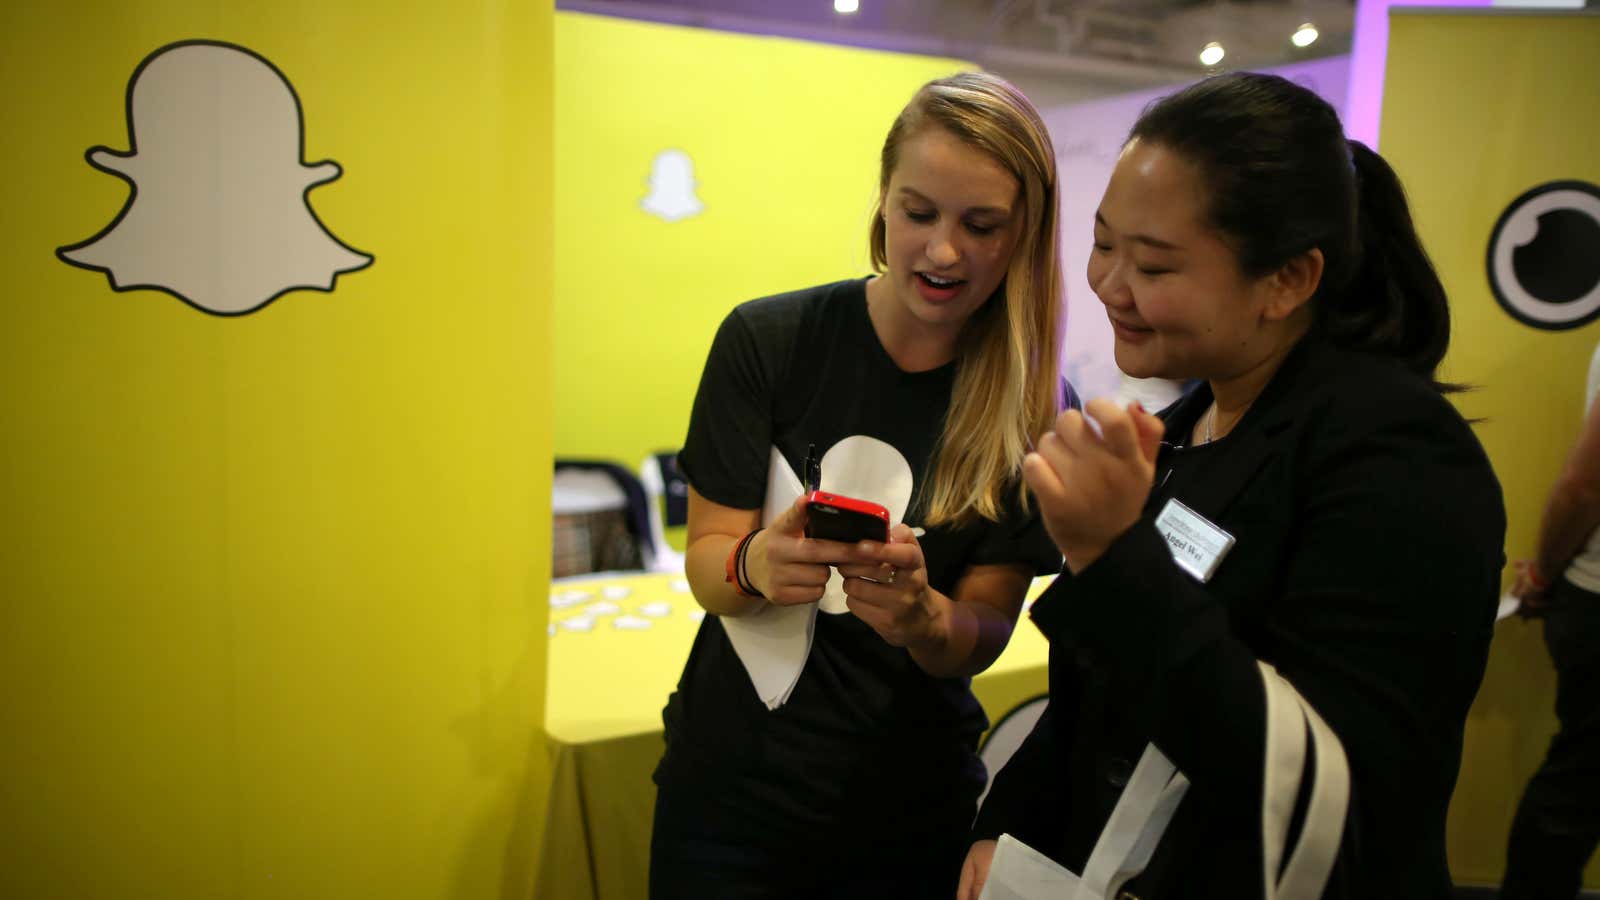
1511,559,1550,613
1024,398,1166,573
837,524,948,651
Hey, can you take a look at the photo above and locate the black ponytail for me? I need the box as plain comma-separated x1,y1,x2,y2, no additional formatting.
1337,140,1453,388
1129,73,1455,390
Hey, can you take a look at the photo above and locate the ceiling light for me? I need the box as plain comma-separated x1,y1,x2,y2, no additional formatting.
1199,42,1225,67
834,0,859,13
1292,23,1319,48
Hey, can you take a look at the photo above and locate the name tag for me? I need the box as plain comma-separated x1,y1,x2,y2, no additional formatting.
1154,498,1236,583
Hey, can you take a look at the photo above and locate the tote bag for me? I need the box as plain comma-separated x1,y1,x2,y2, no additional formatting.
980,661,1350,900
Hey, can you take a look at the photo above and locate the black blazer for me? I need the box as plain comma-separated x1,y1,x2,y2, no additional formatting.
973,336,1506,898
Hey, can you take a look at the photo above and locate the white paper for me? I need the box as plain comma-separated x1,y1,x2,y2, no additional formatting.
814,435,914,613
719,447,814,709
1498,593,1522,621
549,589,593,609
718,440,918,710
979,834,1080,900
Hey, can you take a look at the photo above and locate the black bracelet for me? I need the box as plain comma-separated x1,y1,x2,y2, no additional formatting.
735,528,766,599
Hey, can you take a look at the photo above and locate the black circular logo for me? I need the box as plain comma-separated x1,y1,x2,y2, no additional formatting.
1487,180,1600,331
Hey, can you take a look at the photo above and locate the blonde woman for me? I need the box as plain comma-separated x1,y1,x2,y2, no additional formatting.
650,72,1073,898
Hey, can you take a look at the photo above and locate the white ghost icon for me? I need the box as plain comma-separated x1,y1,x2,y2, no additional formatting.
640,149,704,223
726,435,919,709
57,40,372,316
813,436,915,614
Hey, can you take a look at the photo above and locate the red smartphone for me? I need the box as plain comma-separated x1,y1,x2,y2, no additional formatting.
804,490,891,544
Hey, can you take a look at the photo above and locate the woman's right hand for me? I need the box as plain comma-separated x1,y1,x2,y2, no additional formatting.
747,495,856,606
957,839,997,900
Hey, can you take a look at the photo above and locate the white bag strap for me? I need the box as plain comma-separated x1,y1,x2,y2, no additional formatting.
1258,661,1350,900
1062,663,1349,900
1074,742,1190,900
1260,661,1308,891
1275,689,1350,898
1103,771,1189,898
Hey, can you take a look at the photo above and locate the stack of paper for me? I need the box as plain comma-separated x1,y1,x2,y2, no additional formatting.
979,834,1079,900
720,440,915,709
720,447,813,709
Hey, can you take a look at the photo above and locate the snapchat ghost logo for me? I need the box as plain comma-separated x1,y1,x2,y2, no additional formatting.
57,40,373,316
640,149,704,223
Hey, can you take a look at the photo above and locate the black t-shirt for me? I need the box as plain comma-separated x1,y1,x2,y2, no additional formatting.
657,277,1061,844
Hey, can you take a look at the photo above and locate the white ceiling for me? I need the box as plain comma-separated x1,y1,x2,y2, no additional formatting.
559,0,1357,105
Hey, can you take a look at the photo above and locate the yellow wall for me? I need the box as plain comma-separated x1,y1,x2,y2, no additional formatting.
553,12,970,493
0,2,553,898
1382,11,1600,887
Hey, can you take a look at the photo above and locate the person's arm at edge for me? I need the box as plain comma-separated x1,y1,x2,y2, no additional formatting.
1533,391,1600,585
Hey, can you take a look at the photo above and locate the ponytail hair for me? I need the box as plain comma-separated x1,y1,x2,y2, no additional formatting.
1336,140,1453,387
1129,73,1455,389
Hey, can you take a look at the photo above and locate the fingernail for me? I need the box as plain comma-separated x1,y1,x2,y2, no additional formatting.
1019,434,1038,472
1132,401,1146,414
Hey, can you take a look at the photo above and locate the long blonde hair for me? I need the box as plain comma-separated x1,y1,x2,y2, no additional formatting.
869,72,1064,526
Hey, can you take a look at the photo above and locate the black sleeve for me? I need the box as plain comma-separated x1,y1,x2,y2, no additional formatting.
1034,401,1504,824
966,643,1081,839
677,306,782,510
968,485,1063,576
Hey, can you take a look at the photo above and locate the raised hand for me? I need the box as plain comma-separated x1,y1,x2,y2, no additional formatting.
1023,398,1164,573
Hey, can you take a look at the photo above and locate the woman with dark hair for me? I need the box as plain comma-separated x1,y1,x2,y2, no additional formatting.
960,72,1506,898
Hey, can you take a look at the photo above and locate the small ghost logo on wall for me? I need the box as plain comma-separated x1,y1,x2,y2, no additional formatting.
640,149,704,223
1487,180,1600,331
57,40,373,316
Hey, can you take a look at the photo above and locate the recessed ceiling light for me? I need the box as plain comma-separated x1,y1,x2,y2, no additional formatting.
835,0,859,13
1292,23,1319,48
1199,42,1225,67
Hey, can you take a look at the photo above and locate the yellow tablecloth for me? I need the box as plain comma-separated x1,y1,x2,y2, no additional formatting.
534,572,1054,900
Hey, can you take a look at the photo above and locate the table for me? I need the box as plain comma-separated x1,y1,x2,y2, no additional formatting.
533,572,1054,900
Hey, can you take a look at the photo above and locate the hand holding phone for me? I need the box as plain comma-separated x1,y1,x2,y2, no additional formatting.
798,442,891,544
804,490,891,544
